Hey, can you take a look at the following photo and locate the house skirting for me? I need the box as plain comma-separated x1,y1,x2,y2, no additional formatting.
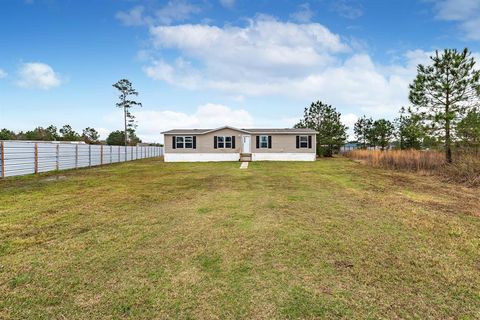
252,153,316,161
164,152,316,162
164,153,240,162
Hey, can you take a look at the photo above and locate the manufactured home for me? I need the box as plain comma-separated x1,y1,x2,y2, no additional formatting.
161,126,317,162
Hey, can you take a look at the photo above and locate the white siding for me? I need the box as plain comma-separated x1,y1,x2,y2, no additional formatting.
251,153,316,161
164,153,240,162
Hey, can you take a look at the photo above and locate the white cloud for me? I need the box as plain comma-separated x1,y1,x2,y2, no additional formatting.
331,0,363,19
17,62,62,89
432,0,480,40
0,69,7,79
156,0,201,25
116,0,201,26
105,104,254,143
147,15,349,89
115,6,145,26
143,14,437,117
341,113,358,139
96,127,111,140
219,0,235,8
290,3,314,23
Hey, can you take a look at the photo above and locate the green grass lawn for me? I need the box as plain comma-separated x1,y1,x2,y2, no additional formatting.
1,158,479,319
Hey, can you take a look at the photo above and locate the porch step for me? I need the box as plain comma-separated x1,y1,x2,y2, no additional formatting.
240,153,252,162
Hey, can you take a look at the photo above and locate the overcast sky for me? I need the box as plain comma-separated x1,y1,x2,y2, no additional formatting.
1,0,480,142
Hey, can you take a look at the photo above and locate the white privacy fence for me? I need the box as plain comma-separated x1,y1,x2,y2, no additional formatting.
0,141,163,178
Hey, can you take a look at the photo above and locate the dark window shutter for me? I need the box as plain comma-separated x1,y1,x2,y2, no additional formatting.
256,136,260,148
308,135,312,148
172,136,176,149
268,136,272,149
232,136,235,149
296,136,300,149
193,136,197,149
214,136,217,149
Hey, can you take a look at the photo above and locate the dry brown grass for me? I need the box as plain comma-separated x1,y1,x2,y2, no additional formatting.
443,153,480,186
344,149,445,171
344,149,480,187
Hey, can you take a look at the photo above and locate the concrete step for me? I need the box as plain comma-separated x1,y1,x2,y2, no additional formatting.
240,153,252,162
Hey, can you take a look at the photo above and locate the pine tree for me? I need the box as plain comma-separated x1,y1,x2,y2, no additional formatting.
395,107,425,150
409,48,480,162
371,119,394,151
112,79,142,148
295,101,347,157
354,115,373,149
457,108,480,154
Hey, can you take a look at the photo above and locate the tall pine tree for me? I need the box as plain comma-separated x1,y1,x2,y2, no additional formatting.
112,79,142,148
409,48,480,163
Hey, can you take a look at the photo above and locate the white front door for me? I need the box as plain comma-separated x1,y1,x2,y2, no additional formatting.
242,135,251,153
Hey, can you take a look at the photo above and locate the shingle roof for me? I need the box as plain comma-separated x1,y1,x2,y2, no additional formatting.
243,128,317,133
161,129,211,134
161,126,317,135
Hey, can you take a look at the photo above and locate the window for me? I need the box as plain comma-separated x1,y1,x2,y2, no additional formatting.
299,135,308,148
216,136,232,148
225,136,232,148
176,136,184,148
176,136,194,149
184,136,193,148
217,136,224,148
260,135,269,148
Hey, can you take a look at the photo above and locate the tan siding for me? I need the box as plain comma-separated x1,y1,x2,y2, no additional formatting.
252,134,316,153
164,128,243,153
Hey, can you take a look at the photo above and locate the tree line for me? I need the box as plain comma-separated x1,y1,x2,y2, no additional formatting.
296,48,480,162
0,125,143,146
354,107,480,153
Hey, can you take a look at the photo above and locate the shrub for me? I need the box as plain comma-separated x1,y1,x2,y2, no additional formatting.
443,153,480,186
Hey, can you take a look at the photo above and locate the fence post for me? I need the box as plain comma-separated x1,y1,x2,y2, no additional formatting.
110,146,112,164
118,146,120,162
101,145,103,165
75,144,79,168
1,141,4,178
56,144,59,171
88,145,92,167
34,143,38,174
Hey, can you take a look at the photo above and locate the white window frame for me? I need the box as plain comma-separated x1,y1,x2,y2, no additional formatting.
184,136,193,149
299,135,309,148
176,136,194,149
216,136,232,149
260,135,269,148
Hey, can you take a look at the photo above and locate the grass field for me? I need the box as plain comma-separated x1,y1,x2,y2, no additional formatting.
1,158,479,319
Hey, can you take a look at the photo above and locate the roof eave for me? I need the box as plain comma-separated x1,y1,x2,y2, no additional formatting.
161,127,319,135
